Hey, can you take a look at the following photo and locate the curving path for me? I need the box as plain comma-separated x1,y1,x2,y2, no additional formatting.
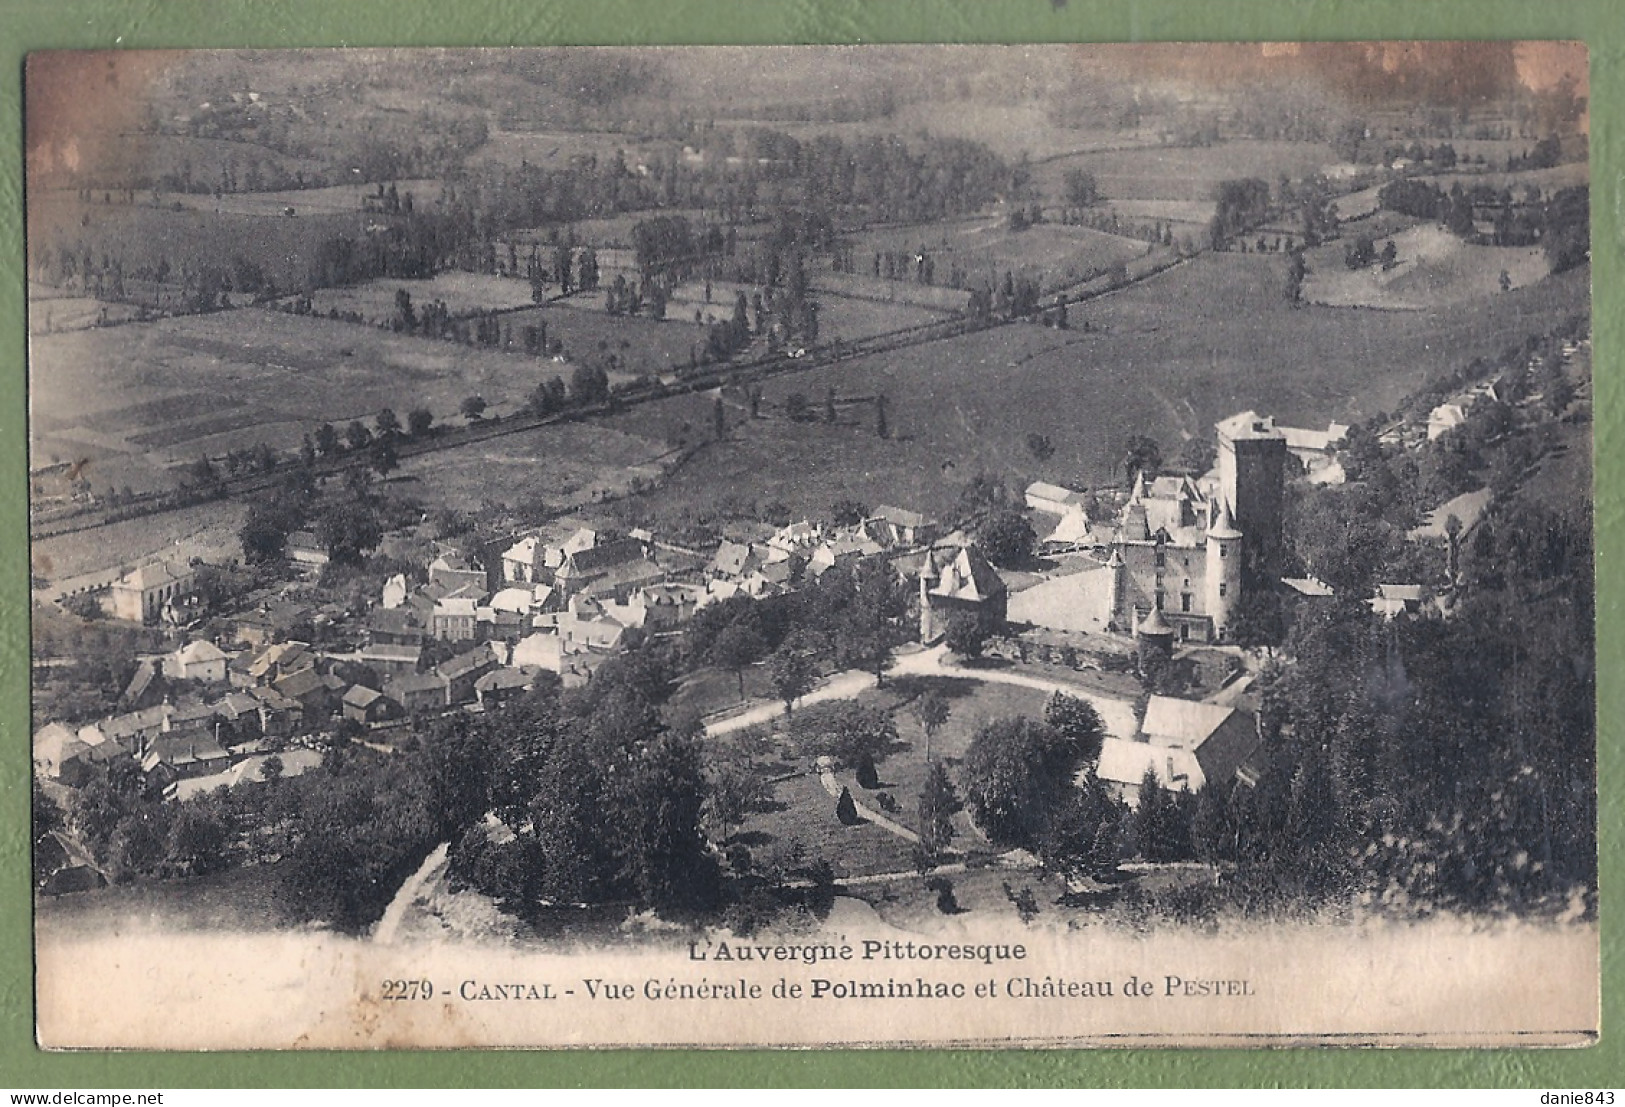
890,645,1139,738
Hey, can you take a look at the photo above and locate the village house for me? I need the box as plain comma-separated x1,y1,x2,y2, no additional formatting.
273,665,335,728
438,645,501,706
108,559,196,625
500,534,546,584
707,539,761,581
510,631,563,673
171,748,323,803
246,641,313,686
475,666,531,708
867,505,940,548
213,690,265,744
381,573,410,609
367,606,424,647
140,732,233,785
353,643,423,680
428,551,487,593
164,639,230,684
341,684,400,725
386,670,451,714
121,658,168,710
431,596,481,642
553,537,653,598
248,686,299,738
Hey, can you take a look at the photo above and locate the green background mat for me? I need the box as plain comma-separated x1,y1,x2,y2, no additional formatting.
0,0,1617,1088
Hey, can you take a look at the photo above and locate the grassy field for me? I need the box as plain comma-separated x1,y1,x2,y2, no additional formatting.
831,679,1053,843
1035,140,1340,203
735,771,916,879
389,420,672,514
845,215,1149,292
504,299,709,381
605,251,1589,522
1303,223,1554,310
188,179,442,218
297,272,539,324
28,307,568,491
29,192,355,292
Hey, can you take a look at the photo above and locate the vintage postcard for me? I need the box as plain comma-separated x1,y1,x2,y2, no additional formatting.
26,44,1595,1049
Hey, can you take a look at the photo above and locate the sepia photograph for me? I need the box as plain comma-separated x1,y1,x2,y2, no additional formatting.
24,43,1596,1049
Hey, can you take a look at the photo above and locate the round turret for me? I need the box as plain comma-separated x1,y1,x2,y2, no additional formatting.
1205,498,1243,640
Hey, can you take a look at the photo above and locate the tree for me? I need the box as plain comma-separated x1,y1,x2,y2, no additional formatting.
875,393,890,439
784,392,810,422
315,499,382,565
344,420,372,452
1035,771,1120,880
369,434,399,476
609,731,717,909
706,760,767,841
1121,434,1162,485
825,386,838,424
1025,432,1055,462
163,801,230,877
916,759,961,868
1284,251,1307,306
1062,168,1100,208
708,621,766,700
1044,692,1105,763
375,408,401,438
768,641,816,716
712,396,727,441
459,395,488,422
799,701,897,769
239,498,299,564
959,716,1081,848
407,408,434,436
915,691,951,762
975,507,1036,567
943,611,988,660
1178,436,1217,475
314,423,340,458
835,786,860,826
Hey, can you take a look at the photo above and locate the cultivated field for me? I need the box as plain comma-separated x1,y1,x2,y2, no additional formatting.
1303,223,1553,310
503,299,708,381
605,251,1589,522
28,308,564,491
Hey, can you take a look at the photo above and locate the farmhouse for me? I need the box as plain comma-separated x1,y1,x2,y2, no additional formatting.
109,559,196,624
1025,481,1088,517
287,530,330,567
1094,696,1260,807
